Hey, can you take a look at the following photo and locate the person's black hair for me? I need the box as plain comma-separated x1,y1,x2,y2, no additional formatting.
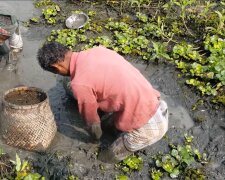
37,41,70,72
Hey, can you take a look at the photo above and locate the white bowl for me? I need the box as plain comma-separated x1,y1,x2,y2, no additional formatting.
65,13,89,29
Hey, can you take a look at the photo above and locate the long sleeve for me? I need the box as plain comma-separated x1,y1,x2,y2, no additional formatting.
69,47,160,132
71,84,100,126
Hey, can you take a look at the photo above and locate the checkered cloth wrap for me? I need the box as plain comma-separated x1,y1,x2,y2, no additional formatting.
123,100,168,152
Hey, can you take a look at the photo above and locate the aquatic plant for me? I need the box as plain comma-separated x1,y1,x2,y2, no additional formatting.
33,0,225,105
48,29,79,49
150,41,170,61
211,95,225,106
115,175,129,180
34,0,55,8
163,0,196,36
67,175,79,180
205,9,225,36
151,136,207,179
184,133,194,144
42,5,60,24
151,169,163,180
30,17,40,23
204,35,225,85
136,12,148,22
191,99,204,111
11,154,45,180
0,149,45,180
115,155,143,173
172,43,204,63
128,0,152,10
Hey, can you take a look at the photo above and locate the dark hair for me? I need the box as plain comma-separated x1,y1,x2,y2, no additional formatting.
37,42,69,72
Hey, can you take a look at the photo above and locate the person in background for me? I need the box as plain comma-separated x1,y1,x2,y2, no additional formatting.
0,2,23,71
37,42,169,163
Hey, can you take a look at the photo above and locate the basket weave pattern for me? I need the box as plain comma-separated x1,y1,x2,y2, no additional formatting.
0,87,57,151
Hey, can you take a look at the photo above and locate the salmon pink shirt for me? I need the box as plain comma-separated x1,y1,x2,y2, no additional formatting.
70,46,160,132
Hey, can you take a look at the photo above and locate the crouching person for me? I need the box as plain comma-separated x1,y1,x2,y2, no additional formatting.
37,42,169,163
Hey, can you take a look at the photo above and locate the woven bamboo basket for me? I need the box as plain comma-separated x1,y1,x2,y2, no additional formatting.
0,86,57,151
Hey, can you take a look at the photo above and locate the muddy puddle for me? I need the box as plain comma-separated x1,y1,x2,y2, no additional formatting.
0,0,224,180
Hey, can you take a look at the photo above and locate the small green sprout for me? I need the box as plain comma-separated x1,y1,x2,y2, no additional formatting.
184,133,194,143
42,5,60,24
192,99,204,111
151,169,163,180
136,12,148,22
115,175,129,180
34,0,55,8
99,164,105,171
30,17,40,23
185,168,206,180
88,10,96,17
116,155,143,173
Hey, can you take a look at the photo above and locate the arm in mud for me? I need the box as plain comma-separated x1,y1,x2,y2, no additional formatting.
71,84,102,141
78,102,102,141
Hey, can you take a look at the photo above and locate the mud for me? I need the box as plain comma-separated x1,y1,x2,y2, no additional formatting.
0,153,13,177
4,89,46,105
0,0,224,180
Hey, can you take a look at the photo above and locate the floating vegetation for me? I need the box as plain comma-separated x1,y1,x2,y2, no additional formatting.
115,155,143,173
115,174,129,180
30,17,40,23
150,135,208,180
32,0,225,106
42,4,60,24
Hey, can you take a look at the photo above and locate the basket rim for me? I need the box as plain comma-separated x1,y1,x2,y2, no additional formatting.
2,86,48,109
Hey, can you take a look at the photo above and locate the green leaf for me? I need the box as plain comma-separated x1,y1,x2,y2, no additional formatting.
24,173,42,180
178,146,194,165
170,168,180,178
16,154,22,172
184,133,194,143
162,161,174,173
21,161,29,171
122,166,129,172
156,159,162,167
194,149,202,160
115,175,129,180
55,5,60,11
171,149,179,157
151,169,163,180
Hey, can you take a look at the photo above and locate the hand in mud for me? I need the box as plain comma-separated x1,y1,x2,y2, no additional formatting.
87,123,102,143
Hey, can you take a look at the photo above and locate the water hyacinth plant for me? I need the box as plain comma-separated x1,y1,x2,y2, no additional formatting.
31,0,225,107
151,135,207,180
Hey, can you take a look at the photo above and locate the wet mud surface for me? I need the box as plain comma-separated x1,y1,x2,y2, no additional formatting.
0,1,224,180
4,89,46,105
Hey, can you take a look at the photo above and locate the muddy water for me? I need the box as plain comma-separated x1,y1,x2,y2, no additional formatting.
0,1,224,179
0,0,194,171
4,89,46,105
133,62,194,130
